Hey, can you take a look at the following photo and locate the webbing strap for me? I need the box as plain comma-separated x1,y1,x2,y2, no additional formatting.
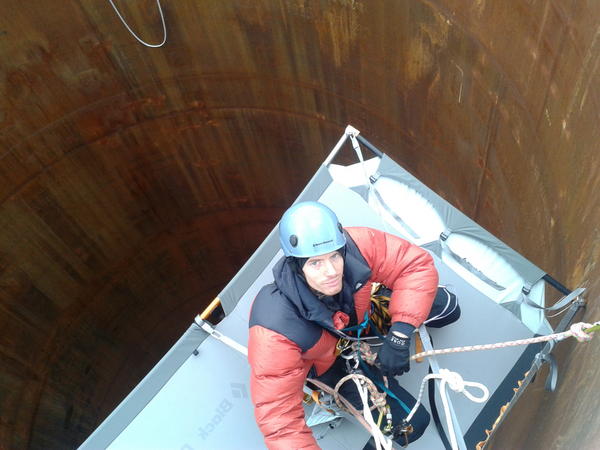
369,183,421,240
341,312,370,334
519,287,585,312
440,232,506,291
428,366,452,450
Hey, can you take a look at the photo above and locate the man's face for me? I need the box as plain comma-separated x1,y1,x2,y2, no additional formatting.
302,250,344,296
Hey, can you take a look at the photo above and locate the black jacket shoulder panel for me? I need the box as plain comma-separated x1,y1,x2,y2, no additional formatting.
249,283,323,352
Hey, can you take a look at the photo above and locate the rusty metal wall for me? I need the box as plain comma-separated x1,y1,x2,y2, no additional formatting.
0,1,598,448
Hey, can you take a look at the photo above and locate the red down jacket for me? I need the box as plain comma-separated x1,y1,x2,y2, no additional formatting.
248,227,438,449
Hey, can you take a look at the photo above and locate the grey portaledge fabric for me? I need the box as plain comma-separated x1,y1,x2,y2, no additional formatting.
373,154,546,288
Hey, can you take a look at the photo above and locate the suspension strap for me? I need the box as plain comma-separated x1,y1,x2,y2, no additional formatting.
428,366,452,450
519,287,585,315
195,316,248,356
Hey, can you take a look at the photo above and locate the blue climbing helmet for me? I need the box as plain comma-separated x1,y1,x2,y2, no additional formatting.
279,201,346,258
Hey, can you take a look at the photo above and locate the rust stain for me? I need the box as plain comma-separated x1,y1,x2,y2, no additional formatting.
406,11,450,86
406,36,435,86
565,25,600,122
315,0,363,68
571,235,599,287
474,0,486,18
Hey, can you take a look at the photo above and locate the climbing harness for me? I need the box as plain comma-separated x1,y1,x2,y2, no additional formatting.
330,287,463,446
334,309,416,447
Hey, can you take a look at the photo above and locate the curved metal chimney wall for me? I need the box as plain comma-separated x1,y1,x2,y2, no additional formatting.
0,1,598,449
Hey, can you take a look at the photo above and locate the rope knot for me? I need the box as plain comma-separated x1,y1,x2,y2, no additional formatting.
439,368,465,392
570,322,594,342
353,342,378,365
371,392,388,408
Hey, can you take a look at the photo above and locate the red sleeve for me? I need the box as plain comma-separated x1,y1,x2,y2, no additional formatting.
248,325,319,450
346,227,439,327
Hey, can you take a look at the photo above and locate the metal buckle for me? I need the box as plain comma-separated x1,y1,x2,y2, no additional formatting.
395,420,414,448
335,338,351,356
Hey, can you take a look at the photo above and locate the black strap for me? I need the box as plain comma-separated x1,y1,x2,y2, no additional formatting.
428,366,452,450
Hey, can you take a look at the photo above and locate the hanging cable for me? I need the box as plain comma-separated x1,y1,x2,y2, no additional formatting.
108,0,167,48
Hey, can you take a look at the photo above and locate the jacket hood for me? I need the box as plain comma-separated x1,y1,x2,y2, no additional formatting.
272,231,372,329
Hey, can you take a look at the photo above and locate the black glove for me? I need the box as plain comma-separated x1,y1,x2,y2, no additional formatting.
378,322,415,377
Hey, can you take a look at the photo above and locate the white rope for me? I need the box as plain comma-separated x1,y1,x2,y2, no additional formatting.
406,369,489,450
308,377,375,434
353,378,393,450
108,0,167,48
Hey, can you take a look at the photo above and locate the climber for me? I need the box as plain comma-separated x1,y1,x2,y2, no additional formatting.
248,201,459,449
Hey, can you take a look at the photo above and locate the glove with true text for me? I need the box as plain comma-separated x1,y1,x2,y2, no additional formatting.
378,322,415,377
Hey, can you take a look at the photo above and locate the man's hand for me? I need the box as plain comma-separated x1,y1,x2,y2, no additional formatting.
378,322,414,377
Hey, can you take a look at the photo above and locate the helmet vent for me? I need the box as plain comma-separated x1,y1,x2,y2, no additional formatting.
289,235,298,247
